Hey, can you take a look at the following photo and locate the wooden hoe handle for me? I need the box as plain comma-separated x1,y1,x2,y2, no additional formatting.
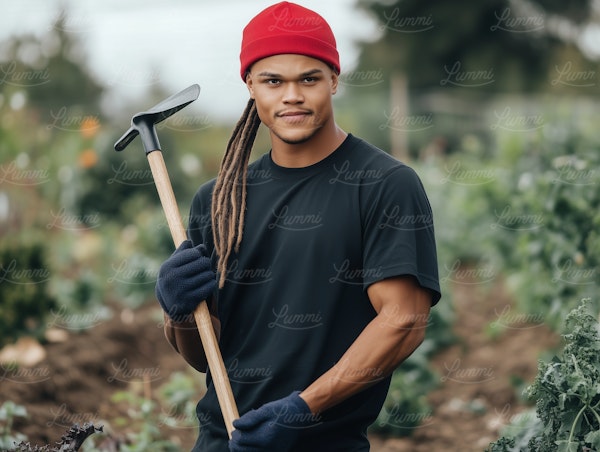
148,151,239,438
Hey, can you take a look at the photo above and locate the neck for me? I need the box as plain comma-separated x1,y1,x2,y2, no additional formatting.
270,121,347,168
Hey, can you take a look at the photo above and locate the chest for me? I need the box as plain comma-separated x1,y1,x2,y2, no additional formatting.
234,170,365,284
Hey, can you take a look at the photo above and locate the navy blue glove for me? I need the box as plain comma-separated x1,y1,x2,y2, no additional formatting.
229,391,317,452
155,240,216,321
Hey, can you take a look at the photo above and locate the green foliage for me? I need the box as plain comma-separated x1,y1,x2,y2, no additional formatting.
486,437,516,452
0,242,57,347
422,107,599,332
487,299,600,451
492,120,599,331
526,299,600,451
371,349,439,436
157,371,204,429
108,391,181,452
79,372,203,451
0,401,28,450
371,304,455,436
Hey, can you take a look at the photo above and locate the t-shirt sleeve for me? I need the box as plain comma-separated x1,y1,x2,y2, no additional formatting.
362,165,441,305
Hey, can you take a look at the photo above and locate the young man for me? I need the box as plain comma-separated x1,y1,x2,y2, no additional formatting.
155,2,441,451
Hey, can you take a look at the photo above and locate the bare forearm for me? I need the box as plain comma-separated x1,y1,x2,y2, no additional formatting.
300,312,426,413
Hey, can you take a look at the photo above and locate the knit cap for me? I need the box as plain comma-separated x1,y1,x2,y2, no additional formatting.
239,2,340,80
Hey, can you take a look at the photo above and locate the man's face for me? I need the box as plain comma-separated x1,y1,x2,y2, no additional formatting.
245,54,338,146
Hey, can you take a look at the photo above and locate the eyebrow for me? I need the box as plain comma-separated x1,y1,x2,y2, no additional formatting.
256,69,324,78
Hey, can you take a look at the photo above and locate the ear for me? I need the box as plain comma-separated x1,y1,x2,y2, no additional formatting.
330,71,339,95
245,72,255,99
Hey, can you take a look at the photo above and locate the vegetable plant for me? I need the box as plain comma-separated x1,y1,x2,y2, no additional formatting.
487,298,600,451
0,401,28,451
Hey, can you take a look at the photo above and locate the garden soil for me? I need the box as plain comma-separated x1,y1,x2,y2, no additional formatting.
0,274,559,451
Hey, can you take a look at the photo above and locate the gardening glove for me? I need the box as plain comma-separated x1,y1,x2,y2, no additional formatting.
155,240,216,322
229,391,317,452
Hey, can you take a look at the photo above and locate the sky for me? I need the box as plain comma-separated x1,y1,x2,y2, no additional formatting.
0,0,380,121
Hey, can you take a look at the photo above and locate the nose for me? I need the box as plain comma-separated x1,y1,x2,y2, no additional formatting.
282,82,304,104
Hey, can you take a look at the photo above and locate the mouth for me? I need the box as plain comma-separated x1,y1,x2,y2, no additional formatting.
277,110,312,123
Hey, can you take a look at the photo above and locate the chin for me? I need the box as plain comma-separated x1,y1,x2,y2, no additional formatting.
273,126,321,145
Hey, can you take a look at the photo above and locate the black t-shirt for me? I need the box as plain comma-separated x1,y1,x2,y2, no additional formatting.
188,134,440,451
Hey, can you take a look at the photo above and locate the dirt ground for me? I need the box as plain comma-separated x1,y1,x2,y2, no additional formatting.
0,274,559,451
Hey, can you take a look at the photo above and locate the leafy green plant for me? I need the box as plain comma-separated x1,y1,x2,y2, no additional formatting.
109,391,181,452
487,298,600,451
0,242,58,346
0,401,28,450
370,343,440,436
157,371,204,430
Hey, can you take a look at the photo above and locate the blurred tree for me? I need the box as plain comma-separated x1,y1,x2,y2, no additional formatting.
0,10,207,223
0,11,104,116
355,0,598,92
344,0,600,157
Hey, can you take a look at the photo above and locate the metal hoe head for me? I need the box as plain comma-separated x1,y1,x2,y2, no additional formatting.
114,84,200,154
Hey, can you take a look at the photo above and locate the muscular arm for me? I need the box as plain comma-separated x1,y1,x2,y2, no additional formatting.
299,275,432,413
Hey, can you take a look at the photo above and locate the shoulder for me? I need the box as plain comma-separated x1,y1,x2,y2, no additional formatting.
338,135,424,190
342,135,410,178
191,178,216,211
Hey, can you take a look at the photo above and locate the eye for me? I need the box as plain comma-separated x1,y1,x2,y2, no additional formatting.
265,78,281,86
302,76,318,84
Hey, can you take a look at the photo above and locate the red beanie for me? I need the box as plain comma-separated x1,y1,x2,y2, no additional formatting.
239,2,340,80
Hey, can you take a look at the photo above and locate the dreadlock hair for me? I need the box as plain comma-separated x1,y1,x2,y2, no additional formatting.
211,98,261,287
